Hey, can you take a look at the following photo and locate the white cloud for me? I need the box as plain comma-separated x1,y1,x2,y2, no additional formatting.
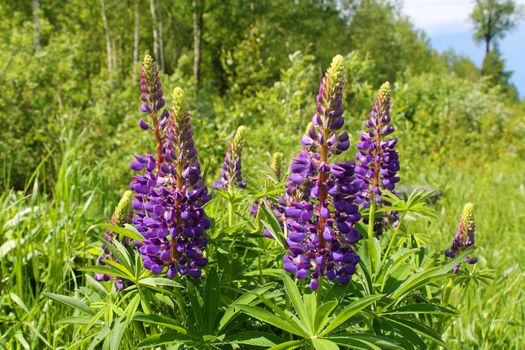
402,0,525,34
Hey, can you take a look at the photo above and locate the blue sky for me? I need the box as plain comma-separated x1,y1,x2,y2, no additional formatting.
402,0,525,97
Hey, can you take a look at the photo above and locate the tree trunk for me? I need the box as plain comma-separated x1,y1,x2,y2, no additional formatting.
132,0,140,78
192,0,203,94
100,0,113,74
149,0,159,63
31,0,41,53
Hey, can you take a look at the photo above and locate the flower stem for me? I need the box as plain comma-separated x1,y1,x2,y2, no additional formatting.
383,218,402,260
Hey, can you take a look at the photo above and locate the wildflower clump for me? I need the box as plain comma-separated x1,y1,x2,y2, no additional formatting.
282,55,361,291
130,56,210,279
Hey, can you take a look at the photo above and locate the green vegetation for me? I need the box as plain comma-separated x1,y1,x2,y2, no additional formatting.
1,0,524,349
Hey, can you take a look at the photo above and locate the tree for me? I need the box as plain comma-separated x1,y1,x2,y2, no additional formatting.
471,0,522,55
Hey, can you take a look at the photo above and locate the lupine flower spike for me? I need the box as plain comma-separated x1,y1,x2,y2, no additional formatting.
131,87,210,279
282,55,361,291
138,55,168,172
214,126,247,190
95,190,134,290
445,203,477,274
355,82,400,233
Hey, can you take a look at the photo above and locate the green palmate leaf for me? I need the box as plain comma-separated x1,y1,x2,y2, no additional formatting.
138,277,183,289
390,248,473,301
204,268,221,334
80,266,131,281
236,304,309,337
329,334,404,349
186,280,205,333
268,340,306,350
134,313,187,334
136,332,192,348
259,201,287,248
108,294,140,349
225,331,284,347
87,327,110,350
312,338,340,350
219,284,273,332
327,336,381,350
383,303,457,316
44,292,94,315
100,259,135,281
386,317,448,349
282,273,313,334
319,294,384,336
314,301,338,333
98,223,144,243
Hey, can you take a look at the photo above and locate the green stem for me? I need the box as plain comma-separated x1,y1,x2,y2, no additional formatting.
383,218,402,260
368,200,376,240
228,199,233,227
367,201,378,275
316,276,323,306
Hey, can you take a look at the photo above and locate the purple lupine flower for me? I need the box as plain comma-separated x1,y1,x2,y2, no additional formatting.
95,191,134,290
282,55,362,291
139,55,168,172
214,126,247,190
131,87,211,279
354,82,400,232
445,203,477,274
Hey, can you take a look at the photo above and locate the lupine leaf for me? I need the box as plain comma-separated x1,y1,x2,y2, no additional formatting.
219,284,273,332
97,223,144,242
386,317,448,349
328,333,405,349
203,268,221,333
236,304,309,337
268,340,306,350
319,294,384,336
44,292,94,315
312,338,340,350
136,332,192,348
224,331,284,347
383,303,457,316
282,273,313,335
314,301,338,333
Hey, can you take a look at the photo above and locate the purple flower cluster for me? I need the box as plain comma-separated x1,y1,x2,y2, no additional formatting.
445,203,477,274
214,126,247,190
355,82,400,207
94,191,134,290
130,56,210,279
282,55,362,291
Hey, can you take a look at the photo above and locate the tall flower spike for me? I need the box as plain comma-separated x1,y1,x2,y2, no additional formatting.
139,55,168,172
132,87,211,279
282,55,361,291
445,203,477,273
95,191,134,290
354,82,400,233
214,126,247,190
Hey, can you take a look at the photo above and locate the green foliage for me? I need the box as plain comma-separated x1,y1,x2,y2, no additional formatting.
1,1,524,349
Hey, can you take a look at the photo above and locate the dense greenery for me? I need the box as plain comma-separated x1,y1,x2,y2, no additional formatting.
1,0,524,349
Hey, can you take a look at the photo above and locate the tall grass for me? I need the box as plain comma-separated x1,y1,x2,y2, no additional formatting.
0,130,115,348
405,154,525,349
